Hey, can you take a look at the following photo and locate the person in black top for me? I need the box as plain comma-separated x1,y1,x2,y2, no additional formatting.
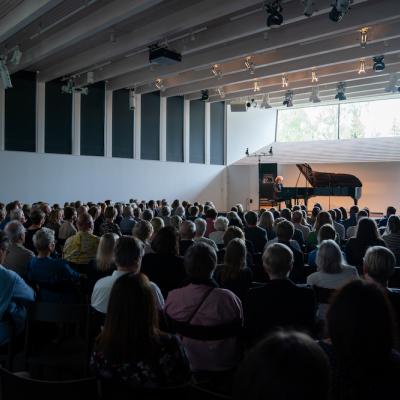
244,211,268,253
244,243,316,347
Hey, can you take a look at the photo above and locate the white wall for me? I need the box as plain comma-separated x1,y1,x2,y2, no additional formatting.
226,106,276,165
0,151,227,209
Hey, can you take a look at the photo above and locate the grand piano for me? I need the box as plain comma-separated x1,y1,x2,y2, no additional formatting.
275,163,362,206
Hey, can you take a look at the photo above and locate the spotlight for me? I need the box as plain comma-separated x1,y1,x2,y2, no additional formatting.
244,57,256,74
281,74,288,88
129,88,136,110
246,98,257,108
253,81,260,92
155,78,165,91
283,90,293,107
335,82,347,101
260,93,272,109
373,56,385,72
269,146,273,155
309,86,321,103
211,64,222,79
303,0,315,17
311,69,318,83
8,46,22,65
329,0,352,22
217,87,225,99
61,77,89,95
385,73,399,93
360,27,368,48
0,56,12,89
358,59,366,74
201,89,209,101
265,1,283,27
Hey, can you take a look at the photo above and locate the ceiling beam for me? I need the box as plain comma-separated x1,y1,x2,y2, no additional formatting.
9,0,165,74
108,0,395,91
37,0,263,82
0,0,64,44
72,0,338,86
159,36,400,97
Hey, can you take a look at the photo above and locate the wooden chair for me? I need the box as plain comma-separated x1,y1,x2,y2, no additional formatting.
0,365,97,400
24,302,91,379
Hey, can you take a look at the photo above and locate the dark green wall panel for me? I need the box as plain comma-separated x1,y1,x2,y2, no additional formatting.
141,91,160,160
189,100,205,164
210,101,225,165
167,96,184,162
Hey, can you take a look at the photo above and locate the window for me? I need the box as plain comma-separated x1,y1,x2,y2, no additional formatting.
276,98,400,142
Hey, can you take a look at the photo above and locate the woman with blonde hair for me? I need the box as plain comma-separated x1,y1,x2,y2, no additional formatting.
214,238,253,300
258,211,275,240
96,233,119,274
150,217,165,240
133,220,153,254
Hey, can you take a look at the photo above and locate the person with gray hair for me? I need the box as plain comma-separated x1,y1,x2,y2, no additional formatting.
119,205,136,235
209,216,229,246
9,208,26,224
3,220,34,279
179,220,196,256
28,227,80,303
165,242,243,376
364,246,396,287
193,218,218,251
174,205,186,219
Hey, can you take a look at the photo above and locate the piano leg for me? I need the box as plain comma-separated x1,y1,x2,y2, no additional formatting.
354,198,358,205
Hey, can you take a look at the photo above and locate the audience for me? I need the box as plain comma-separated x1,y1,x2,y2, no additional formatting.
258,210,275,240
244,243,316,346
25,208,46,253
205,208,218,237
209,216,229,246
329,209,345,241
382,215,400,265
179,220,196,256
58,206,77,242
307,223,338,268
244,211,268,253
379,206,397,228
343,205,359,231
94,233,118,279
307,211,335,249
100,206,122,236
92,273,191,387
132,220,153,254
193,218,218,251
292,210,310,241
346,209,368,239
0,231,35,346
91,236,164,314
234,331,330,400
119,205,136,235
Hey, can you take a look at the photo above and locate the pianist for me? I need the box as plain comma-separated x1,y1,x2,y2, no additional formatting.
273,176,286,208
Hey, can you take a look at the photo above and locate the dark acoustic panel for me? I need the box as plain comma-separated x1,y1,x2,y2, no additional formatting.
189,100,205,164
210,101,225,165
5,71,36,152
167,96,184,162
81,81,105,156
141,91,160,160
45,79,72,154
112,89,134,158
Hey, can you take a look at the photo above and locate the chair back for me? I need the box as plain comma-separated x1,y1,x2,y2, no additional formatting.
313,286,336,304
0,366,97,400
389,267,400,288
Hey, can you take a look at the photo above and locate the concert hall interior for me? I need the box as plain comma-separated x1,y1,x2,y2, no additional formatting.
2,1,400,400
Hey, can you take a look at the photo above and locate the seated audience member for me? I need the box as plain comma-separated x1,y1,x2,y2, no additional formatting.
343,205,359,231
63,213,100,265
307,211,337,249
244,243,316,346
179,220,196,256
244,211,268,253
165,243,243,378
292,210,311,242
169,215,182,232
91,236,164,314
24,209,46,253
174,206,186,220
150,217,165,239
58,206,77,242
339,206,348,222
114,203,123,226
9,208,26,225
205,208,218,238
92,273,191,387
94,203,106,236
100,206,122,236
119,205,136,235
321,280,400,399
382,215,400,265
133,220,154,254
142,209,154,222
307,206,320,227
0,201,19,230
193,218,218,251
346,209,368,239
329,209,345,241
214,238,253,300
187,206,199,222
345,218,386,269
379,206,397,228
28,228,80,303
0,232,35,346
226,211,244,229
258,210,275,240
363,246,400,324
308,224,339,268
223,226,255,264
209,216,229,246
281,208,304,249
234,331,330,400
160,206,172,227
141,227,186,297
45,208,63,240
307,240,358,319
4,221,34,279
268,218,301,252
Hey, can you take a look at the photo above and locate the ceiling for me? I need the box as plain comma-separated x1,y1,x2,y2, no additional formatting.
1,0,400,108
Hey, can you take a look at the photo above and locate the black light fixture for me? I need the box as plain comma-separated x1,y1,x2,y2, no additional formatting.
283,90,293,107
373,55,385,72
265,1,283,27
201,89,209,101
335,82,347,101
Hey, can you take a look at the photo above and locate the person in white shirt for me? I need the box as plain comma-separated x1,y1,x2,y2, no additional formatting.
91,236,164,314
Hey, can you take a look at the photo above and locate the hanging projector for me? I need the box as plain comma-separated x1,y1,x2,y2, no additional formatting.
149,45,182,65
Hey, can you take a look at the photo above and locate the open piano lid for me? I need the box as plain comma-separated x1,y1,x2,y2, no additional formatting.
296,163,362,188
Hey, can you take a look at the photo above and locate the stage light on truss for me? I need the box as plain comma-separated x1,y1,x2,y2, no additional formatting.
244,56,256,74
311,69,319,83
360,27,368,48
217,87,225,99
358,59,366,74
253,81,260,92
281,74,288,88
211,64,222,79
154,78,165,91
